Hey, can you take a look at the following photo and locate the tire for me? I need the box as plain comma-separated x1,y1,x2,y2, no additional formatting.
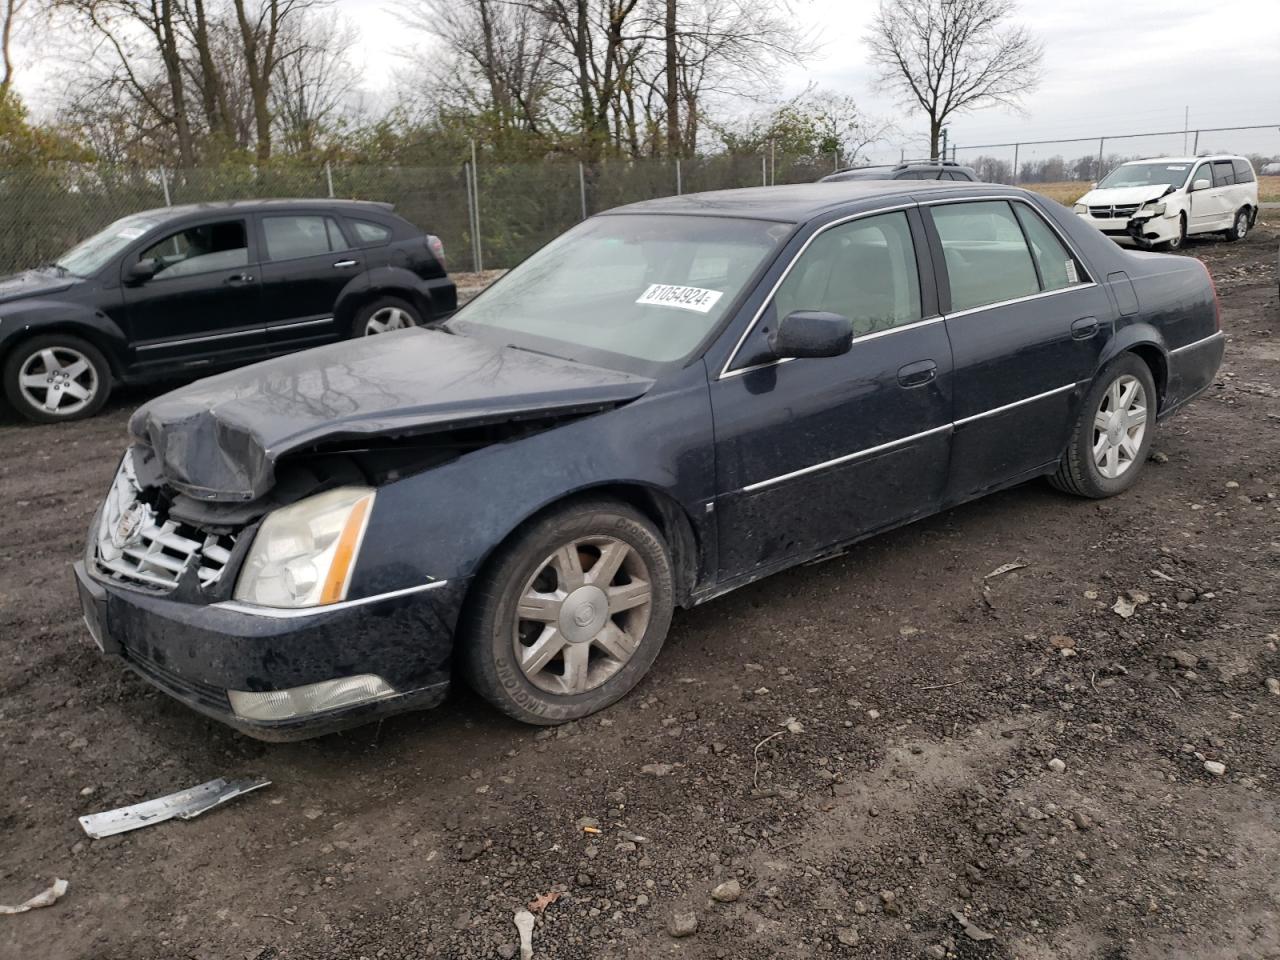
1222,207,1249,242
461,498,676,725
2,334,111,424
1157,213,1187,252
1050,353,1157,499
352,296,423,337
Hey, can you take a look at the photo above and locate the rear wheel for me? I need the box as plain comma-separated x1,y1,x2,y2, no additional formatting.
461,499,675,725
2,334,111,423
1050,354,1156,499
1223,207,1250,242
354,297,422,337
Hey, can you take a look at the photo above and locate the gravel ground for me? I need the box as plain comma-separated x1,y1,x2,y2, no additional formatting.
1,223,1278,960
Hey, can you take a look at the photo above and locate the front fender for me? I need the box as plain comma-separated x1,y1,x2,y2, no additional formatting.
0,300,129,374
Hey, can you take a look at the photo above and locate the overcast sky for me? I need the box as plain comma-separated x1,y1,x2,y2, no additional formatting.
12,0,1280,161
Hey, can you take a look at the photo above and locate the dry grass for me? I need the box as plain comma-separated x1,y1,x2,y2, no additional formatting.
1025,177,1280,205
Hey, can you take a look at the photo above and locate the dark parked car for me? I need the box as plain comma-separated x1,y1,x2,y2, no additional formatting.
75,180,1223,740
0,199,454,423
821,160,978,183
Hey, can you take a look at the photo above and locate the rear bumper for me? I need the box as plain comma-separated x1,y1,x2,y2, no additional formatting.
1160,331,1225,420
75,560,469,740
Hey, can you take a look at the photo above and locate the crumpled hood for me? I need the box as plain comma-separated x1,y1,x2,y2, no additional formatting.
0,269,75,304
129,329,655,502
1076,185,1174,208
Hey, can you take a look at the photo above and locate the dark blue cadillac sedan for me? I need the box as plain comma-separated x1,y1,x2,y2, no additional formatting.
75,180,1224,739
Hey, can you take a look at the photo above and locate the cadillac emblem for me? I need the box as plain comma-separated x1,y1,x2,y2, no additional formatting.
110,502,148,549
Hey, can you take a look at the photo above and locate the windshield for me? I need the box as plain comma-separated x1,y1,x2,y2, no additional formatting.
1097,162,1192,190
56,214,161,277
448,214,791,373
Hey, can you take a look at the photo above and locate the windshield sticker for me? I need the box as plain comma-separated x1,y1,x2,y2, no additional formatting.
1065,260,1079,284
116,228,147,240
636,283,723,314
1166,165,1187,171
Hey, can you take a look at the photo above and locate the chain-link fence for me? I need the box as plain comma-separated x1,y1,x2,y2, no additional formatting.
0,151,846,276
3,123,1276,276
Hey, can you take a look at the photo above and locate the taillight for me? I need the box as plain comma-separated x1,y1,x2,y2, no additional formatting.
426,234,445,268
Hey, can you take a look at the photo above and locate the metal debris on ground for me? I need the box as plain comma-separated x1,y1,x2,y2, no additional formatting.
513,908,536,960
78,777,271,838
0,878,68,915
983,560,1028,580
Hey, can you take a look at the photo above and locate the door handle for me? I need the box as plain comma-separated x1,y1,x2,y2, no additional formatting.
897,359,937,388
225,273,254,285
1071,317,1100,340
333,259,359,268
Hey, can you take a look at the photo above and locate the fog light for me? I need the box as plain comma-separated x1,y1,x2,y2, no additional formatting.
228,674,397,722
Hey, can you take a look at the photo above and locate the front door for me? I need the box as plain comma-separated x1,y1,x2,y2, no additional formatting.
256,212,358,347
122,217,264,370
1188,161,1230,230
927,198,1112,500
710,208,954,580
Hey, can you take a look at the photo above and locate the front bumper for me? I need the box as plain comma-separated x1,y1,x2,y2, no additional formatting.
74,561,469,740
1077,211,1180,246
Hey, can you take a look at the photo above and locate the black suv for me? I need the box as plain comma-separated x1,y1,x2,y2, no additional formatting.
820,160,978,183
0,199,456,422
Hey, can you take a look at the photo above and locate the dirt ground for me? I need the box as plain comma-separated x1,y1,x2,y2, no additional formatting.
1,222,1278,960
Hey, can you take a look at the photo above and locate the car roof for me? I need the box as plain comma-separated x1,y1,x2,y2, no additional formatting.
1119,155,1246,164
127,198,396,222
607,179,1008,224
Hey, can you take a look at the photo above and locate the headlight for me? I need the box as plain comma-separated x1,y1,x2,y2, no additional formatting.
1139,201,1167,217
1073,203,1088,214
234,486,375,608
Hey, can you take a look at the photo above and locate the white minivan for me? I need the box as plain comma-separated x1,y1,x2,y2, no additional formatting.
1074,155,1258,250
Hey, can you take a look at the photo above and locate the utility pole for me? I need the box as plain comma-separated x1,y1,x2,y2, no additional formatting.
1183,106,1189,154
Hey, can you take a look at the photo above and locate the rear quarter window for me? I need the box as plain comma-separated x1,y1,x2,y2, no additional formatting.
1231,159,1256,184
349,218,394,245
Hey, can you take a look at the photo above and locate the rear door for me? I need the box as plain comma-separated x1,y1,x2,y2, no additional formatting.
122,216,265,370
256,212,359,346
710,207,954,578
926,197,1113,500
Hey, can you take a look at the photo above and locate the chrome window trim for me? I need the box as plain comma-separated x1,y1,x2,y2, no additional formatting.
136,327,262,351
740,423,953,493
215,580,448,619
1170,331,1224,355
717,201,920,380
942,282,1100,321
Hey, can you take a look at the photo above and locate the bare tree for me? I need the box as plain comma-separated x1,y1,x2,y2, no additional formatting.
868,0,1042,161
1,0,32,90
271,10,357,154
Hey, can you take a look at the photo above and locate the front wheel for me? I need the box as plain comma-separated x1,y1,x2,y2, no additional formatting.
1050,354,1157,499
1223,208,1249,242
2,334,111,423
1157,212,1187,251
461,499,675,725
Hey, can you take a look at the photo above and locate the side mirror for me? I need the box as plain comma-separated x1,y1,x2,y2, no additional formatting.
126,259,159,284
1192,177,1211,192
768,310,853,360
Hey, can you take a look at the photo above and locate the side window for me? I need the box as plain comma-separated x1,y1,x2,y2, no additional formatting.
931,201,1040,312
1192,164,1214,189
1230,159,1255,184
1012,203,1087,292
350,219,393,245
1212,161,1235,187
137,220,248,279
894,170,925,180
262,215,348,261
773,211,922,337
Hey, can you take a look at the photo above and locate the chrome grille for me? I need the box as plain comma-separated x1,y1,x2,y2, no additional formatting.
1090,204,1141,220
95,456,237,592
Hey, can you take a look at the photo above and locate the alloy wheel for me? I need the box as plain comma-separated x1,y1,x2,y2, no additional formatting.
1235,212,1248,239
364,306,415,335
513,536,653,696
17,346,98,416
1092,374,1147,480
